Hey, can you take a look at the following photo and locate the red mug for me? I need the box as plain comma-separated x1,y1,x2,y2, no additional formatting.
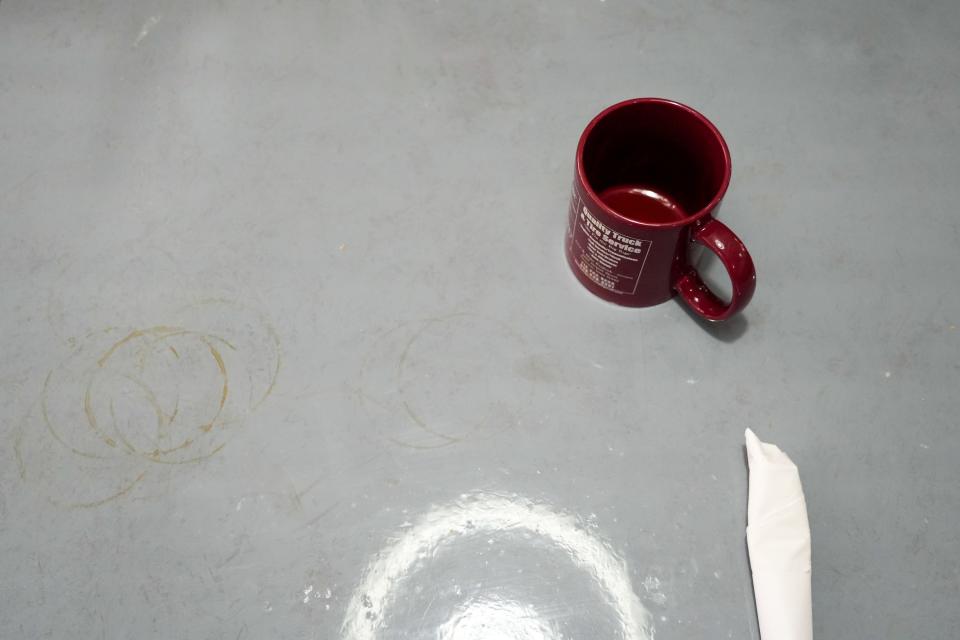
565,98,755,321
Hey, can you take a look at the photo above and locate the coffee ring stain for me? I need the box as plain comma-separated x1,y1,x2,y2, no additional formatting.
46,471,147,510
358,312,529,450
18,299,281,507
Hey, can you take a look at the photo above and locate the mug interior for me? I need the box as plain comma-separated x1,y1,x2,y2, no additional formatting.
580,100,729,223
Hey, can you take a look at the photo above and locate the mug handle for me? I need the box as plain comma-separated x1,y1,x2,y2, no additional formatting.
674,218,756,321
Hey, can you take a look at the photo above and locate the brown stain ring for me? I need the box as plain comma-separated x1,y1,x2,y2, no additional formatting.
25,299,281,507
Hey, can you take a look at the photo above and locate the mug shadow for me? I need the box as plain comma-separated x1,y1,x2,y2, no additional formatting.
675,298,750,343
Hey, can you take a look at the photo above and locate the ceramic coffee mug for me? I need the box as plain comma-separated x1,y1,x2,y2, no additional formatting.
565,98,755,321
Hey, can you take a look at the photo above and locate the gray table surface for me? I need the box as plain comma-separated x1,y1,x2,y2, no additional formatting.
2,1,958,638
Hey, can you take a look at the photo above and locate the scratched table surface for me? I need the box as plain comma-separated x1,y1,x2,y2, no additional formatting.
2,1,959,638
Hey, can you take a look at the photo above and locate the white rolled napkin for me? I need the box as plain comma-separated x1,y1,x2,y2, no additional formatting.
745,428,813,640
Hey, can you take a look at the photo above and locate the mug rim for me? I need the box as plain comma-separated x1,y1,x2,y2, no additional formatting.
575,97,732,229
